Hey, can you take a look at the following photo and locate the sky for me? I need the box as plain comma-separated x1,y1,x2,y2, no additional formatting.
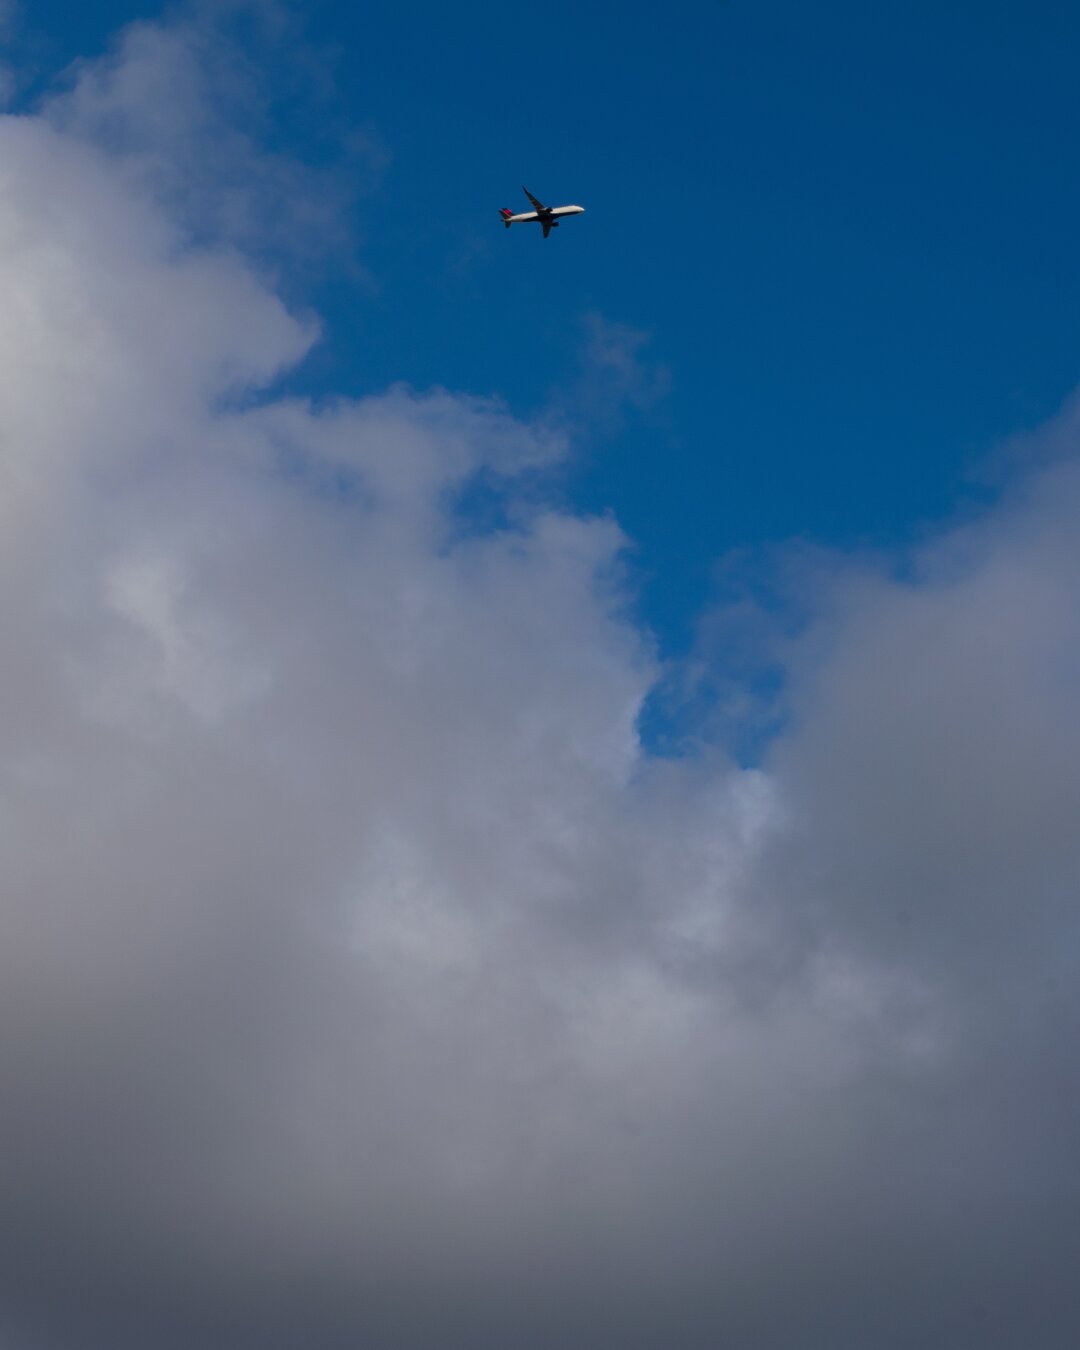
0,1,1079,1346
13,0,1080,656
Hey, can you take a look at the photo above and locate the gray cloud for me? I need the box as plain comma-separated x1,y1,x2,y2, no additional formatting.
0,13,1078,1349
42,3,385,270
546,312,672,442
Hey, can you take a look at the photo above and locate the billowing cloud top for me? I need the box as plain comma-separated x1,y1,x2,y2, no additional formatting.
1,15,1078,1350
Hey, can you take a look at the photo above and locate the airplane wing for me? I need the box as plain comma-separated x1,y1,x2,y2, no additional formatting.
523,186,548,213
542,220,552,239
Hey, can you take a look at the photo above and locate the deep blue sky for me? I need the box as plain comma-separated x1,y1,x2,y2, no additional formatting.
13,0,1080,653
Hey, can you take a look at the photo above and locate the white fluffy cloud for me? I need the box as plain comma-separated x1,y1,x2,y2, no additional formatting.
0,15,1078,1349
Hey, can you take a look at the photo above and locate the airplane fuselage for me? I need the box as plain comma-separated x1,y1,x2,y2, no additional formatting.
504,205,585,225
500,188,584,238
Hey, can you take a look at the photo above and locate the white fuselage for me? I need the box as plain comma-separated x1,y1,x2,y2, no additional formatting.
506,204,585,224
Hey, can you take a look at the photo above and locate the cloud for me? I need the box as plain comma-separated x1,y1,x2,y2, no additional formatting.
552,311,671,437
41,3,385,270
0,11,1078,1350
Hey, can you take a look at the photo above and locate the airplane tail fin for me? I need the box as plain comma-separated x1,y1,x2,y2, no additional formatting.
499,208,513,229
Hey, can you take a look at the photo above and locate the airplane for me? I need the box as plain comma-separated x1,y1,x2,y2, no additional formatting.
499,187,585,239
